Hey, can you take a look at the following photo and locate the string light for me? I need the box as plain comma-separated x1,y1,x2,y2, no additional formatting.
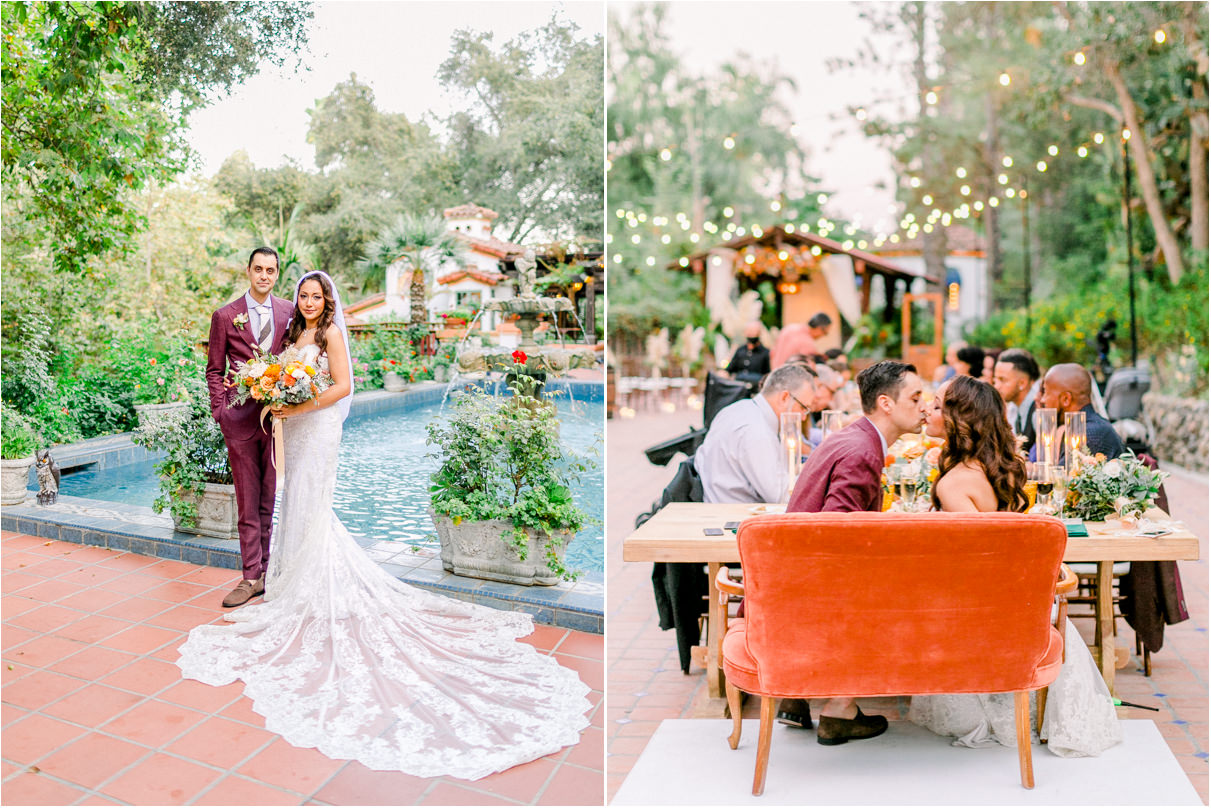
1122,128,1131,141
999,72,1011,86
1002,156,1013,167
660,148,672,161
722,206,734,217
925,91,938,105
1036,161,1047,172
1094,132,1105,144
678,257,689,267
770,200,782,212
1047,145,1059,156
922,194,933,204
1078,146,1089,157
955,167,967,178
1074,52,1086,66
1154,29,1166,44
723,136,735,150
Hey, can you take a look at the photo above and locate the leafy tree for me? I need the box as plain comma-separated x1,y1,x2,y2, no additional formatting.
357,213,468,324
302,75,458,279
438,17,604,244
133,1,313,114
259,203,322,292
606,3,823,339
213,150,314,235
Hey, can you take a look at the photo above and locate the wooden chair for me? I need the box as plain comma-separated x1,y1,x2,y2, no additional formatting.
720,512,1068,796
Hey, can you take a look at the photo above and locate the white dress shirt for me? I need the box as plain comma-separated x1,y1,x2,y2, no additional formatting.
245,292,274,346
696,395,787,504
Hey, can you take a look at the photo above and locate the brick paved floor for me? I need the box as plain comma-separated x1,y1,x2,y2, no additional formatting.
606,407,1208,804
0,533,603,806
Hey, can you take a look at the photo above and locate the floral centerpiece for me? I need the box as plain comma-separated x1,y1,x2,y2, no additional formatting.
882,434,943,511
1066,450,1167,522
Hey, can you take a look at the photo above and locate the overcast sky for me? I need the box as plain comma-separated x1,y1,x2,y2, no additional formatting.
610,1,912,235
185,1,605,175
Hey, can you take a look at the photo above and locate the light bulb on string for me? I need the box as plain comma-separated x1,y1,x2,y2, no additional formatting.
817,193,829,204
922,194,933,205
1122,128,1131,141
1078,146,1089,157
1036,161,1047,172
956,167,967,178
645,256,656,266
1093,132,1104,144
960,185,970,196
723,206,734,218
630,234,640,244
689,233,700,243
1002,156,1013,167
999,72,1011,86
678,257,689,267
925,90,938,105
770,200,782,212
1154,29,1166,44
998,173,1009,185
1047,145,1059,156
989,197,999,207
910,177,922,188
1074,51,1086,66
974,200,984,211
613,253,622,263
615,209,625,218
723,136,735,150
660,148,672,161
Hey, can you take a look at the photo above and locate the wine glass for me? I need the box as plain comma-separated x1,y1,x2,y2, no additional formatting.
900,478,919,510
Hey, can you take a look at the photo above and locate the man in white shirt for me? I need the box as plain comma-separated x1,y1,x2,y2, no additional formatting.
696,364,816,505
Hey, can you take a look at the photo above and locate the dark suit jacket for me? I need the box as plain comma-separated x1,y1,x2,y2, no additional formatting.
1017,398,1037,456
788,416,885,513
206,294,295,440
726,344,771,384
1028,403,1125,462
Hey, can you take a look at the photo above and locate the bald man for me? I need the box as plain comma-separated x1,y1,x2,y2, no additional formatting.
1030,363,1124,461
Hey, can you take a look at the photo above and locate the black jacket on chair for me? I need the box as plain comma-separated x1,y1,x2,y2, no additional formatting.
639,456,708,674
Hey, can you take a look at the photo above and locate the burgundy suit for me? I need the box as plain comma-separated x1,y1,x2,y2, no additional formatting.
206,294,295,580
788,417,885,513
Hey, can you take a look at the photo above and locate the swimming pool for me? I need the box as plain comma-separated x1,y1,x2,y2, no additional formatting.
55,398,605,573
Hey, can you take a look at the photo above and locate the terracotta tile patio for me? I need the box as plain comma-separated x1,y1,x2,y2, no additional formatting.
0,533,603,805
605,407,1209,804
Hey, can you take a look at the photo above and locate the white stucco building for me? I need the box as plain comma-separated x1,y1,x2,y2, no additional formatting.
874,225,988,342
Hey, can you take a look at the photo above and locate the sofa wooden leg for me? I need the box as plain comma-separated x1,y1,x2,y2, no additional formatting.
1036,687,1047,739
726,679,743,750
753,696,776,796
1015,691,1034,789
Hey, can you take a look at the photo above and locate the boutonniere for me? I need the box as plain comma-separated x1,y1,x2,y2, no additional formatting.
234,313,249,331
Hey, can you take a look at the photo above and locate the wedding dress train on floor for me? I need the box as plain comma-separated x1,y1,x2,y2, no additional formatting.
178,348,590,779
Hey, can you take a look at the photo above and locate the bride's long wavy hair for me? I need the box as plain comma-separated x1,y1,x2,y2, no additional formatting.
285,272,336,354
931,374,1029,512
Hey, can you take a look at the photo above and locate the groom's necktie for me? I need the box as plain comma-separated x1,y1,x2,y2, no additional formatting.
256,304,272,351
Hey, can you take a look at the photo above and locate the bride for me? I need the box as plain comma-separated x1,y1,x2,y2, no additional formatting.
177,271,591,779
908,375,1121,757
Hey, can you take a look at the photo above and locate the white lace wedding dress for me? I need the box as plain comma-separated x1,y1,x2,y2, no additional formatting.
909,618,1122,757
177,346,591,779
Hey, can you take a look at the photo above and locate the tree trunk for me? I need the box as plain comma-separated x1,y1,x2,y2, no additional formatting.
1183,3,1209,252
909,2,948,288
1105,60,1186,282
982,91,1004,287
408,258,427,324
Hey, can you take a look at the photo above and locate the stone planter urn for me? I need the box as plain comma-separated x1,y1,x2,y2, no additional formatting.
0,456,34,506
382,371,408,392
433,364,450,384
135,401,190,429
431,513,570,586
173,482,240,539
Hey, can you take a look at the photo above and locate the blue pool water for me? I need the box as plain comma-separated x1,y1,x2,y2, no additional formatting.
56,399,605,573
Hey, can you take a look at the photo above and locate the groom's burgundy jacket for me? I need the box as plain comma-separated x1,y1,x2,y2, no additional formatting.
206,295,295,440
787,417,885,513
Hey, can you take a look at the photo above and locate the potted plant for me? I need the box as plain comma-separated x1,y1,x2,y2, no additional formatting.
380,358,408,391
132,378,239,539
134,338,199,427
431,343,457,383
1,406,40,506
426,387,593,585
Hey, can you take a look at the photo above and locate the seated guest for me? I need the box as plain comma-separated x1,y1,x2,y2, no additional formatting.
954,344,985,378
696,364,816,505
777,360,926,743
980,348,1001,384
770,312,832,368
824,348,851,382
933,340,967,383
725,321,771,387
1030,363,1125,461
992,348,1041,454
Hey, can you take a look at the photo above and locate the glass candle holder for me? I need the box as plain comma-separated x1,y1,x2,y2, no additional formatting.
1065,410,1087,473
780,411,805,501
819,409,843,444
1035,408,1059,467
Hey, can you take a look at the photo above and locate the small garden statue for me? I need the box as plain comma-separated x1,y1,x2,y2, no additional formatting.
35,449,60,505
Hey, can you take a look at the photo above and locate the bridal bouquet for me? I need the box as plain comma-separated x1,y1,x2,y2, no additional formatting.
1065,450,1167,521
230,347,333,407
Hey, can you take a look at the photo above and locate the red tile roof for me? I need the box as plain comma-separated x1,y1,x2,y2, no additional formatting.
443,203,499,221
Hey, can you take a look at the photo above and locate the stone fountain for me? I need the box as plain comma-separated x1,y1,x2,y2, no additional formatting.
455,250,597,376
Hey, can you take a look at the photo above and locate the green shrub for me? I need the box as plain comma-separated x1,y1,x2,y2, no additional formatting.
0,405,41,459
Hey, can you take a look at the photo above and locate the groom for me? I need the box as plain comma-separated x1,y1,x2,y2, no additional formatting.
206,247,295,607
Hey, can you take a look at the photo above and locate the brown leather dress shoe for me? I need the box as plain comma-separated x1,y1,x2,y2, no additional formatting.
222,579,261,608
816,707,889,745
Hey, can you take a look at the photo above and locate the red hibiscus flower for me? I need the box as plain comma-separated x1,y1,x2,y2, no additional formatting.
512,350,527,364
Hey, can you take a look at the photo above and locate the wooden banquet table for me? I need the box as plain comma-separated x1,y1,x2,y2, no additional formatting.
622,502,1200,699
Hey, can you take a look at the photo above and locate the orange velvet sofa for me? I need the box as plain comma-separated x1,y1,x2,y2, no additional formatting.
721,512,1068,795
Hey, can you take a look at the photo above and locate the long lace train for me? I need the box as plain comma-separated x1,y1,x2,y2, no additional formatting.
177,379,591,780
